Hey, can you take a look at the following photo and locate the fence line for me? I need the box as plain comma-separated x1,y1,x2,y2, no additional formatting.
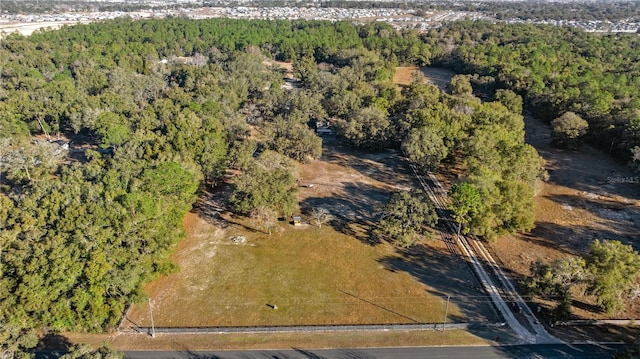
129,322,506,335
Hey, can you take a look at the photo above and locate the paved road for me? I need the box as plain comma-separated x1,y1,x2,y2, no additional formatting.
121,344,624,359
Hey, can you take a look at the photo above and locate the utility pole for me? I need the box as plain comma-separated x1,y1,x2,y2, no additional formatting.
148,298,155,338
442,295,450,332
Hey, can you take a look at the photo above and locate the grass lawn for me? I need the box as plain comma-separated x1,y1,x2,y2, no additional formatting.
127,214,461,327
65,328,493,351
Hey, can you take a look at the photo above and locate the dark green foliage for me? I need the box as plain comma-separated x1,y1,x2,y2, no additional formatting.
229,151,298,217
0,325,38,359
586,240,640,314
61,344,123,359
401,126,448,171
527,240,640,316
334,106,391,150
448,74,473,95
448,182,481,235
440,20,640,162
0,158,198,331
551,112,589,150
553,292,573,322
495,89,523,115
376,190,438,247
266,118,323,163
94,112,130,148
526,257,589,298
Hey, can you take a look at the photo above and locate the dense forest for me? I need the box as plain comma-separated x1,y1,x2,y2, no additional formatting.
0,16,639,354
434,21,640,164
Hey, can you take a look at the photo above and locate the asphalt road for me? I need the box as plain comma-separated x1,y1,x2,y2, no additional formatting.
120,344,624,359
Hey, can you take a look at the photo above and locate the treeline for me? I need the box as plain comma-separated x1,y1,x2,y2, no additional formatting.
436,20,640,163
28,17,430,65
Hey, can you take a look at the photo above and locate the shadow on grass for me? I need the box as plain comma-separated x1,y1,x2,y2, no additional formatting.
193,184,233,229
376,244,522,343
546,193,640,245
523,219,638,258
299,181,395,246
337,289,421,323
35,333,73,352
321,138,414,194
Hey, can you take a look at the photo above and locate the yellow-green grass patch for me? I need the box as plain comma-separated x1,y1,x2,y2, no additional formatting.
128,214,461,327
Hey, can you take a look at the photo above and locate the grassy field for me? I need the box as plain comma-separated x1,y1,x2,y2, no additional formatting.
127,213,462,327
126,138,497,329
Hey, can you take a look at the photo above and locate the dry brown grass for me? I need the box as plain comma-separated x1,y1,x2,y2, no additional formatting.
393,67,455,92
126,213,461,328
65,329,489,351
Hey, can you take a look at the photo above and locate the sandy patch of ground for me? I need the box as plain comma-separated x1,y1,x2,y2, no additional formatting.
394,66,455,92
0,20,92,37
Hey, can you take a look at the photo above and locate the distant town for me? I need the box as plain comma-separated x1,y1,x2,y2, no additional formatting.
1,0,639,36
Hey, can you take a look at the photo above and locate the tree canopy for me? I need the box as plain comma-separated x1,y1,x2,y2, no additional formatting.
376,190,438,247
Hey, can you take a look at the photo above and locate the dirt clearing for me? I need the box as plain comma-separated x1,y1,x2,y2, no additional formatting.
394,66,455,92
124,136,498,332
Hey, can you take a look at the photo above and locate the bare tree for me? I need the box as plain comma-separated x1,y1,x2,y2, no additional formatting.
311,207,332,229
251,206,278,235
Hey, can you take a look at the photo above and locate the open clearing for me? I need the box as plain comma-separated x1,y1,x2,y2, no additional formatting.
488,114,640,324
125,137,498,331
394,66,455,92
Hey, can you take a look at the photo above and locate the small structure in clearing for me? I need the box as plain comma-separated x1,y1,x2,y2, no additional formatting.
315,120,333,135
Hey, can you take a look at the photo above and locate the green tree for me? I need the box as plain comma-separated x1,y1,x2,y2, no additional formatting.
495,89,523,114
448,182,481,235
334,106,391,150
229,151,298,217
448,74,473,95
0,325,38,359
60,344,123,359
266,117,322,163
401,126,448,171
376,190,438,247
586,240,640,314
94,112,131,149
527,257,589,297
551,112,589,150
